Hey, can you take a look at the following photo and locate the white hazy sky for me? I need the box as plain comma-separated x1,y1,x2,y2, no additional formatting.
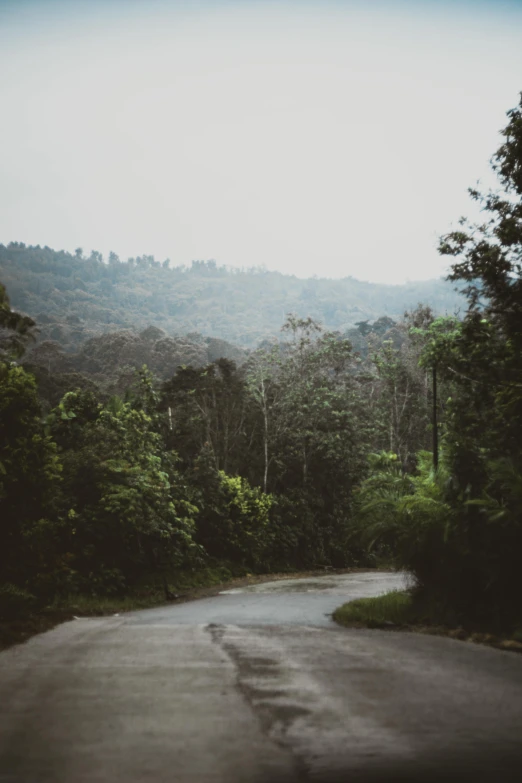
1,0,522,283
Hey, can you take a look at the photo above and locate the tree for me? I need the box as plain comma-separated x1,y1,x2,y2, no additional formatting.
437,93,522,476
161,359,249,475
245,346,285,493
48,377,199,593
367,306,438,466
192,470,273,570
275,316,367,490
265,317,371,565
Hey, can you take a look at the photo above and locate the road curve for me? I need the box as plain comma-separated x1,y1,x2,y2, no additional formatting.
1,571,521,782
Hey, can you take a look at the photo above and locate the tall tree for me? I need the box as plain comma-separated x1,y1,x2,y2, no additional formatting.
438,93,522,475
161,358,249,476
368,306,437,466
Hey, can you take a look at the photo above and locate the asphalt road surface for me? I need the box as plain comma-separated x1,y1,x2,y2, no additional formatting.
1,571,522,783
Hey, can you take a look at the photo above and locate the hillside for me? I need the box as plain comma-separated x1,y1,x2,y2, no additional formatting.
0,243,464,349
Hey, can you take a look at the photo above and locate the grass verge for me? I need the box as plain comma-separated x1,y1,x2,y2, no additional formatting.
333,590,522,654
333,590,414,627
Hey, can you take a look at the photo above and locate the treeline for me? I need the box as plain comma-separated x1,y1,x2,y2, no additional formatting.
0,241,463,349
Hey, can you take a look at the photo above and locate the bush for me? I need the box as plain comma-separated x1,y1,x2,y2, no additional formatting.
195,471,273,570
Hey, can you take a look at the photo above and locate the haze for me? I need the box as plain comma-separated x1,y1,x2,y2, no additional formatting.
1,0,521,283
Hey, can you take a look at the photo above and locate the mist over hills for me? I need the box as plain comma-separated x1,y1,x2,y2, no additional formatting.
0,243,464,351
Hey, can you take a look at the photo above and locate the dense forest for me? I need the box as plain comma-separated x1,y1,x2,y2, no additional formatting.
1,94,522,638
0,242,463,350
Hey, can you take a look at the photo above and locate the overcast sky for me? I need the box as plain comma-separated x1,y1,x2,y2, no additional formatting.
1,0,521,283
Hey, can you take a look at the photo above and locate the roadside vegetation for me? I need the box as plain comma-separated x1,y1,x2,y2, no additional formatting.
1,93,522,648
336,94,522,645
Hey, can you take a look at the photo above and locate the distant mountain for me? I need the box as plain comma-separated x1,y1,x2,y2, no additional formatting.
0,242,464,349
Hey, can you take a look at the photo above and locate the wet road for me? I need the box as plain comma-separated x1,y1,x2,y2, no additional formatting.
1,571,522,782
129,571,412,627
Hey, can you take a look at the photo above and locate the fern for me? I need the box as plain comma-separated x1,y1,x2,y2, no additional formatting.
352,449,454,575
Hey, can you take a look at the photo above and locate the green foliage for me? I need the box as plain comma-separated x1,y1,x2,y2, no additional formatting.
202,471,273,569
436,97,522,473
353,451,455,582
353,445,522,629
48,385,200,593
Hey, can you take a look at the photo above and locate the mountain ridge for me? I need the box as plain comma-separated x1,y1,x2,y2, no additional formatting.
0,242,464,350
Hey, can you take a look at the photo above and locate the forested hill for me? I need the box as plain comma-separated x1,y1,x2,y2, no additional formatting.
0,243,463,349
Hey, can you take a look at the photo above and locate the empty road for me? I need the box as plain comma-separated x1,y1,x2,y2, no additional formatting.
1,571,522,782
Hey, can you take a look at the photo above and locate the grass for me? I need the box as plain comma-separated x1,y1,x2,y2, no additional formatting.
333,590,522,653
333,590,415,628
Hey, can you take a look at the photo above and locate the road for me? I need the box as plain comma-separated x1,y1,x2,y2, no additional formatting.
1,571,522,782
